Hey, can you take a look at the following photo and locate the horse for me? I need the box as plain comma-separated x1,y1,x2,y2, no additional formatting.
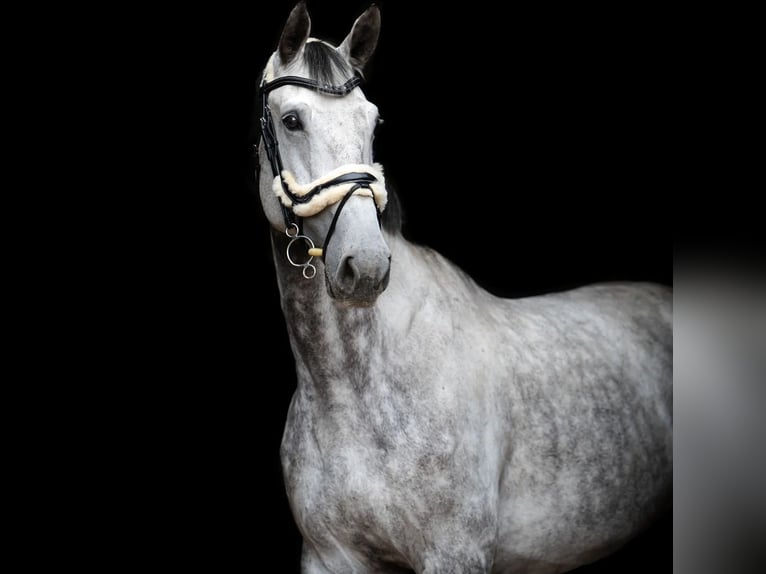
253,3,672,572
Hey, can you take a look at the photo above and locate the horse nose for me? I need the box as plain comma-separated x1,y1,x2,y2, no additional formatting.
337,250,391,299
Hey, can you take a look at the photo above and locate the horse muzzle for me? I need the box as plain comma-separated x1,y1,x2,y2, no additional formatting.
327,243,391,306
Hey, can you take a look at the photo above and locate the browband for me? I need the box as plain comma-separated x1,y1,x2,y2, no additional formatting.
258,75,362,97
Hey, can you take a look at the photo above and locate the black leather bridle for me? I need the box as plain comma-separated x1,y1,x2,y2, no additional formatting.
254,67,384,278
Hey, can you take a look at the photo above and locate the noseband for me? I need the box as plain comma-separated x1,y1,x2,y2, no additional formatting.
255,61,387,279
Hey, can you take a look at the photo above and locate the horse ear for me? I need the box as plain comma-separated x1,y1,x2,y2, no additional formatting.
278,1,311,66
338,4,381,70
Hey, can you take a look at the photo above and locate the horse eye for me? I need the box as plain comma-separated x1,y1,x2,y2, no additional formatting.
282,113,302,131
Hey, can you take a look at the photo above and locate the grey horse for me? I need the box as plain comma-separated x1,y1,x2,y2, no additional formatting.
254,3,672,572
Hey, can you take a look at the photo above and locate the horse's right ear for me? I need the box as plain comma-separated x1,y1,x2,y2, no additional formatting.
278,1,311,66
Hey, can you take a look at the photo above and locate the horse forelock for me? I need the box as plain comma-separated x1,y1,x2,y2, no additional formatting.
295,39,356,84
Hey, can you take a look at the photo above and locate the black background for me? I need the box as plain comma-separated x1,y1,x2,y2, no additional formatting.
139,0,671,571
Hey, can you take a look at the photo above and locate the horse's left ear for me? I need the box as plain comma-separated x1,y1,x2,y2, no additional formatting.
338,4,381,70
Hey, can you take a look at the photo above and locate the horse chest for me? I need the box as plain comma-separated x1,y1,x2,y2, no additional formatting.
281,392,495,556
283,427,411,556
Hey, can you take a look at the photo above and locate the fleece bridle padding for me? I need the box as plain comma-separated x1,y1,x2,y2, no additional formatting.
274,163,386,218
255,64,387,278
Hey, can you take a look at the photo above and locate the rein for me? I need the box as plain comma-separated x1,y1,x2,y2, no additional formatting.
255,63,387,279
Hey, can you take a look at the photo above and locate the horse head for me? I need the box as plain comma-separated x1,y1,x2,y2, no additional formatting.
256,2,391,306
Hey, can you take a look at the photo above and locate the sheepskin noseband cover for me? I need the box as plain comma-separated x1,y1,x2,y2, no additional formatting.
273,163,387,218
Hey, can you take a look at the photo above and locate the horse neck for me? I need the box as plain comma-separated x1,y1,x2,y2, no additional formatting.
270,229,386,388
270,229,478,396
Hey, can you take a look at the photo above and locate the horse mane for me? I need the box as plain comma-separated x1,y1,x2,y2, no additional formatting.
379,181,403,235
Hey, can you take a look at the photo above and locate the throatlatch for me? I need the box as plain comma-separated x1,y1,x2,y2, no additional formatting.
255,55,387,279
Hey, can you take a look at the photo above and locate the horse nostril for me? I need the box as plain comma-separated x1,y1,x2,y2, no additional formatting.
339,255,358,290
335,252,390,298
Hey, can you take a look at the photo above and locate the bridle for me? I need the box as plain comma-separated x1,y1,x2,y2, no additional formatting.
254,58,387,279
